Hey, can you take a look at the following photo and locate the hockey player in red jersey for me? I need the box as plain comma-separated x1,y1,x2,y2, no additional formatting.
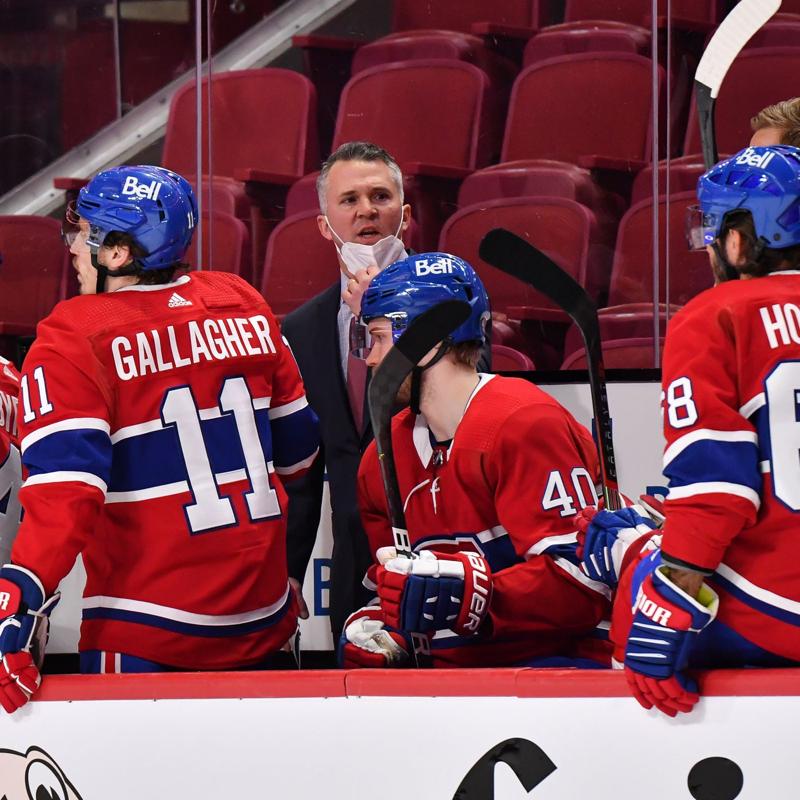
0,165,320,712
578,145,800,716
339,252,612,668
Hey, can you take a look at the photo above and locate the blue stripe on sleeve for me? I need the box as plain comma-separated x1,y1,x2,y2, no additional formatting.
665,439,761,494
23,429,112,485
270,405,320,470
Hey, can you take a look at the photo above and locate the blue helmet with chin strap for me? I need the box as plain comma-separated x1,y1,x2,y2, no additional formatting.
360,252,490,344
694,145,800,250
76,164,197,269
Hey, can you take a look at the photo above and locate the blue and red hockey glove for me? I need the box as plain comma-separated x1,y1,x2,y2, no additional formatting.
576,505,659,588
0,564,60,714
337,605,414,668
376,548,492,636
623,551,718,717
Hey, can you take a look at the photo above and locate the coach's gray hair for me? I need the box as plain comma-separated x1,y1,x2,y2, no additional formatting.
316,141,404,213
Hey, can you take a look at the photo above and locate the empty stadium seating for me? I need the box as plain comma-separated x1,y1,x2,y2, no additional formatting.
260,210,340,318
185,211,252,283
684,48,800,157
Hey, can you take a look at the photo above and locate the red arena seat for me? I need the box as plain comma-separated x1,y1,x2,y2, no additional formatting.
561,336,665,369
523,20,650,66
491,344,536,371
185,211,252,284
0,216,69,336
260,211,340,318
608,190,711,309
502,54,663,170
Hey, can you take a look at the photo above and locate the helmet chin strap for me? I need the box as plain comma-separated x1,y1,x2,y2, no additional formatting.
409,338,453,415
90,250,138,294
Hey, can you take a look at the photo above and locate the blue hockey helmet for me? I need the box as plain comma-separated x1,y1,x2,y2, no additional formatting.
75,165,198,269
687,145,800,251
360,252,490,344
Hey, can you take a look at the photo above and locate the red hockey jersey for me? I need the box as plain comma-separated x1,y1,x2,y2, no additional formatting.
0,356,20,446
358,374,611,667
0,428,21,565
658,271,800,660
15,271,319,669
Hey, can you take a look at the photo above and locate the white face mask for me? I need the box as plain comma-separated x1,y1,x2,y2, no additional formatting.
325,215,407,275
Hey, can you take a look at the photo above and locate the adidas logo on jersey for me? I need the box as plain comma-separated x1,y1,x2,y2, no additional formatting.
168,292,192,308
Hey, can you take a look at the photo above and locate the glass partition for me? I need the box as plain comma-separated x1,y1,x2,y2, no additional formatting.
0,0,768,371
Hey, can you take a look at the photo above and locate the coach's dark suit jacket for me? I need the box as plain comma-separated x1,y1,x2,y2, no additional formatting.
282,283,373,640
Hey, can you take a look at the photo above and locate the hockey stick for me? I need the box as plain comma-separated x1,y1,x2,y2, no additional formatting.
695,0,781,168
368,299,471,664
369,299,471,556
478,228,621,511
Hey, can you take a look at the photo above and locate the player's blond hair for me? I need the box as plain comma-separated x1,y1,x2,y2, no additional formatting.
451,342,482,369
751,98,800,148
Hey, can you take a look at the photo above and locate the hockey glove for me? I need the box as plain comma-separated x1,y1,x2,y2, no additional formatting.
337,606,413,669
0,565,60,714
377,549,492,636
624,552,718,717
576,505,659,588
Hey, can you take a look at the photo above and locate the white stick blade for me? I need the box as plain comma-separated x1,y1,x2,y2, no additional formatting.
695,0,782,98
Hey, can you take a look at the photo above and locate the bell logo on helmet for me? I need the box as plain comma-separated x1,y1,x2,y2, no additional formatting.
734,147,776,170
415,257,454,277
121,175,162,202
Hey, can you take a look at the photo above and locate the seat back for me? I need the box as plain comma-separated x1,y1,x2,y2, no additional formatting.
524,21,650,66
564,0,718,25
608,190,711,307
185,212,252,284
458,159,625,223
630,154,708,204
0,216,69,329
561,336,664,369
746,18,800,49
684,49,800,157
439,197,602,314
260,211,339,317
334,60,496,170
164,68,319,180
392,0,545,31
503,54,661,163
491,344,536,371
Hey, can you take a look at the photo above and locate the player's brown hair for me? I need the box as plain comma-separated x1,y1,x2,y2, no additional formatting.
450,341,482,369
751,98,800,148
722,209,800,277
102,231,188,285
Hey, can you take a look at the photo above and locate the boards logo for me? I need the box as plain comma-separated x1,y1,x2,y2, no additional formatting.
415,257,455,277
451,739,743,799
121,175,162,202
0,746,83,799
